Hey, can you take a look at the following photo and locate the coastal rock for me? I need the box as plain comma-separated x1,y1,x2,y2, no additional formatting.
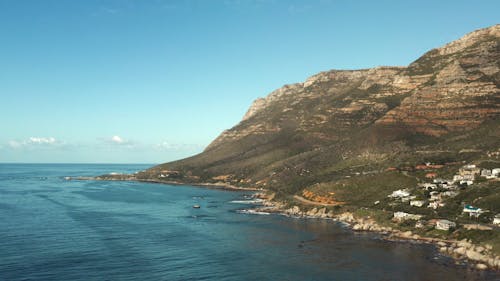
307,208,318,216
475,263,488,270
475,246,485,253
454,247,466,256
457,240,472,249
400,231,413,238
487,258,497,268
284,205,303,217
338,212,354,223
317,207,327,217
465,249,486,261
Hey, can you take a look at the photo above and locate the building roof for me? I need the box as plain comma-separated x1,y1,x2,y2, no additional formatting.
464,205,480,210
437,219,455,225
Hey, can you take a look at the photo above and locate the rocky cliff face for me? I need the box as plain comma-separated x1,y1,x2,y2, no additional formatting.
210,25,499,146
144,25,500,194
377,25,500,136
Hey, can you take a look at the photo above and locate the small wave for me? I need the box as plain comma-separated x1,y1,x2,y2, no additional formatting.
229,199,264,204
236,209,270,215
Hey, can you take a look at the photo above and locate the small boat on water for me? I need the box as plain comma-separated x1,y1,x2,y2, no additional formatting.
193,205,201,209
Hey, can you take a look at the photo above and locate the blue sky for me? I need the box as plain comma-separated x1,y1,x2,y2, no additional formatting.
1,0,499,163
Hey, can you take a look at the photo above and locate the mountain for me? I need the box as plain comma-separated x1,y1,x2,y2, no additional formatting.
138,25,499,201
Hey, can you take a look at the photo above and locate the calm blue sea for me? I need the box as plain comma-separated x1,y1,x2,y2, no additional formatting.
0,164,497,281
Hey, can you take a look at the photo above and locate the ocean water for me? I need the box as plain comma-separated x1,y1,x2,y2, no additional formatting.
0,164,498,281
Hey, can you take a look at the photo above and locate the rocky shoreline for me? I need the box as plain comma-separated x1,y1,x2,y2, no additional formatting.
252,196,500,272
69,176,262,192
133,179,263,192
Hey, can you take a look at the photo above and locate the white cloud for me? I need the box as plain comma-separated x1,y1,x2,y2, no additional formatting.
28,137,56,144
111,135,124,144
98,135,136,149
6,137,63,149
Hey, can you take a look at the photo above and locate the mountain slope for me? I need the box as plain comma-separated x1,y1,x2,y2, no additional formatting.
139,25,500,198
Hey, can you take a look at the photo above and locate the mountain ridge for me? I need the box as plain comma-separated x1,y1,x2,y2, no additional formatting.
136,25,499,199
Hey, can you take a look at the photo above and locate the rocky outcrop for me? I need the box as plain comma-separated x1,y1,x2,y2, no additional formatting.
438,24,500,56
376,25,499,136
439,239,500,270
276,205,335,219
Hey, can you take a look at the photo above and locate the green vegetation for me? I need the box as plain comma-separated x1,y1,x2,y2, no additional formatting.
352,208,394,227
308,172,417,207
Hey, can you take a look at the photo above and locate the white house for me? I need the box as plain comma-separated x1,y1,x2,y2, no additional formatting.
428,201,445,209
421,183,438,190
389,189,410,198
452,165,480,184
493,214,500,225
433,178,450,184
401,195,417,202
459,180,474,186
492,168,500,177
453,175,464,182
436,219,456,231
460,164,479,172
481,169,492,177
393,212,423,221
410,200,425,207
430,191,441,201
441,191,458,198
481,169,500,179
415,220,426,228
463,205,483,218
393,212,407,220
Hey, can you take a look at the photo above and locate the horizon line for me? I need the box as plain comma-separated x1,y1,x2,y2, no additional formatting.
0,162,157,165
